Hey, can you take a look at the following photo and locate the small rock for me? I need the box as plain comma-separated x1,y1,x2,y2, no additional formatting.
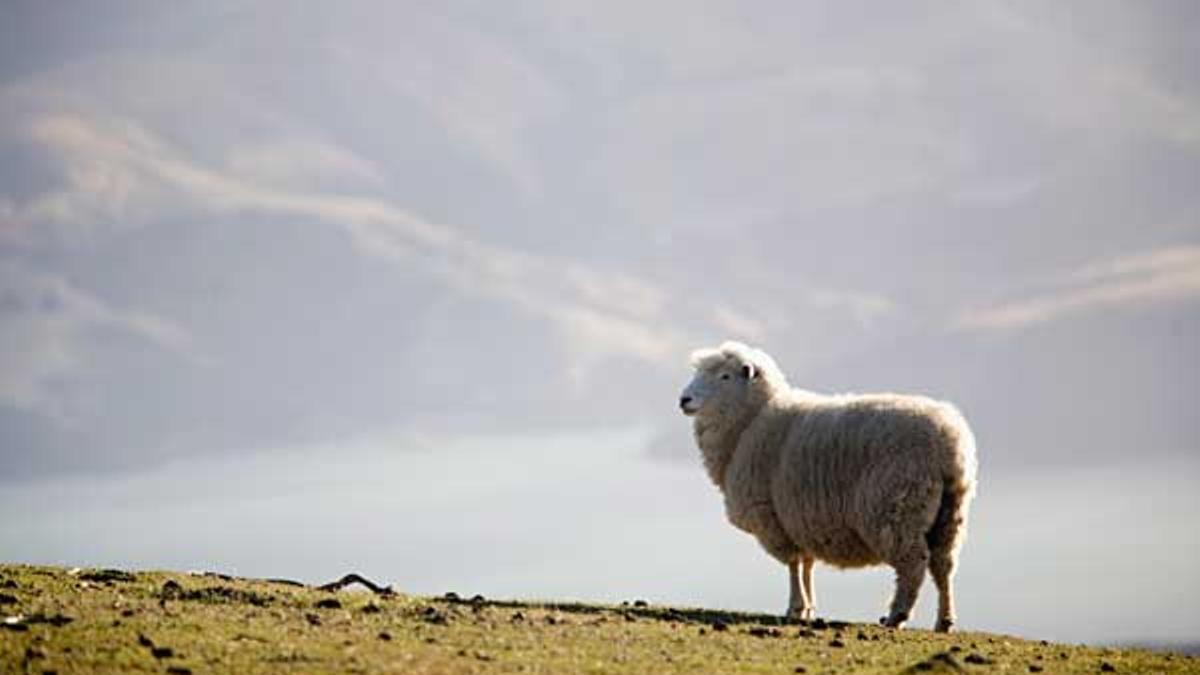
360,603,381,614
622,611,636,622
304,613,321,626
915,662,933,672
120,609,135,617
443,591,461,601
1100,662,1116,672
378,631,392,641
0,593,17,605
964,653,991,665
811,617,828,630
510,611,525,622
160,580,183,600
949,645,962,653
315,598,341,609
633,599,648,608
711,619,729,632
748,627,780,638
470,594,486,605
797,628,816,638
137,634,155,648
829,638,845,648
24,645,46,660
151,646,174,659
38,614,72,627
1029,665,1044,673
794,667,807,674
0,579,17,589
79,569,136,583
698,627,707,636
421,606,448,625
166,667,192,675
474,651,493,662
856,631,868,641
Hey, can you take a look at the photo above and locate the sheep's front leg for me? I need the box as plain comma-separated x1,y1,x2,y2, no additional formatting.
800,556,816,621
785,560,811,621
745,506,801,620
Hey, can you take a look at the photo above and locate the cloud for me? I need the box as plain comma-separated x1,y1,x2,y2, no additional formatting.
8,113,694,371
323,12,563,199
224,138,385,189
956,245,1200,330
0,262,202,417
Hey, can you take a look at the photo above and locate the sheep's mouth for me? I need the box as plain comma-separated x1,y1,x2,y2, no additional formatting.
680,404,700,416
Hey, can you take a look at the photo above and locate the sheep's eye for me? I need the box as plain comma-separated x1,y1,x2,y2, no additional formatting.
720,373,731,381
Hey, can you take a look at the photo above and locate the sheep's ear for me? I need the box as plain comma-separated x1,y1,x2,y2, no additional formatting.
741,363,757,379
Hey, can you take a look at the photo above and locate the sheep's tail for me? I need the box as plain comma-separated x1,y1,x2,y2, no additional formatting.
926,411,978,558
925,476,971,556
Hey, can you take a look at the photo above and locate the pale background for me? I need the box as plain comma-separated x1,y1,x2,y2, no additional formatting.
1,1,1197,648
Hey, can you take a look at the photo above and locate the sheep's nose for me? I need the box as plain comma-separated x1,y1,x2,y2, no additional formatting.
679,396,692,410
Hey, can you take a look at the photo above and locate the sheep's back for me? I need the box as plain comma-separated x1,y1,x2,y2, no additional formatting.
770,393,972,566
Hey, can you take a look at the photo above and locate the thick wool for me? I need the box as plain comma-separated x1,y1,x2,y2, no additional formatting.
681,341,977,631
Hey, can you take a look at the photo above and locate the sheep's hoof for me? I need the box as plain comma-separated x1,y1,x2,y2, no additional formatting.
879,612,909,629
786,607,815,623
935,618,955,633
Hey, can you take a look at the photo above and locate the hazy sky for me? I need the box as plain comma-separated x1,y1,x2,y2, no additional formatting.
1,1,1198,646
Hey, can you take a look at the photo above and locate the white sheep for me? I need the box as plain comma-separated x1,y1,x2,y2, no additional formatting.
679,341,977,631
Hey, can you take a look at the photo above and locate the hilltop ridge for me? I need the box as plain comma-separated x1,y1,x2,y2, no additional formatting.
1,564,1194,674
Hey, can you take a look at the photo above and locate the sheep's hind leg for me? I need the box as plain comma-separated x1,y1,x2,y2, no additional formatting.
881,539,929,629
929,548,957,632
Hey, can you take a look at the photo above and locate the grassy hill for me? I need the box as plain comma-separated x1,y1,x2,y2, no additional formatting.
1,564,1193,674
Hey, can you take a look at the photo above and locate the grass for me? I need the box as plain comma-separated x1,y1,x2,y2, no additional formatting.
1,564,1194,674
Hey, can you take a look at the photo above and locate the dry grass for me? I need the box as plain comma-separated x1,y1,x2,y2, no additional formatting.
1,564,1194,674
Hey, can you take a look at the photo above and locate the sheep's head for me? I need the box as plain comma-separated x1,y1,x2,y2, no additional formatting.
679,341,785,419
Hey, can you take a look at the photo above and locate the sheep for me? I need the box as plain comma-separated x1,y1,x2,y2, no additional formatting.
679,341,977,632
